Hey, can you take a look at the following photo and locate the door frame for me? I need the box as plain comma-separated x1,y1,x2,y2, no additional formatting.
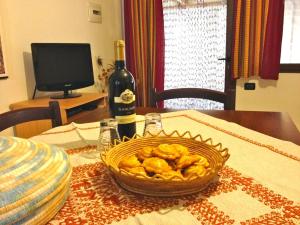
224,0,236,110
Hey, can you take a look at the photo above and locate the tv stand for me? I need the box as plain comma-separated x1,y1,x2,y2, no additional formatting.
10,92,107,138
50,90,81,99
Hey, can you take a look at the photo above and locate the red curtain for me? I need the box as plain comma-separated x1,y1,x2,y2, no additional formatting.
260,0,284,79
231,0,284,80
124,0,165,107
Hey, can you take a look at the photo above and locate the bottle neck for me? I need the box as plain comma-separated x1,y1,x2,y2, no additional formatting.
115,60,125,70
114,40,126,70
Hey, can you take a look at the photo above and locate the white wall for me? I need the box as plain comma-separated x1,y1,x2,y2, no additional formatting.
0,0,123,135
0,0,299,136
236,74,300,131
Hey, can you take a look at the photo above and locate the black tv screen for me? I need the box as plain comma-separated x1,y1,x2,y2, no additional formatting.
31,43,94,98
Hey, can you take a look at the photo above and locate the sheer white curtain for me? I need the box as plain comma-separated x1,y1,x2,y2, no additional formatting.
163,0,227,109
281,0,300,63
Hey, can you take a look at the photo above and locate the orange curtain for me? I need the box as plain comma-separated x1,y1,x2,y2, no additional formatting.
124,0,165,107
232,0,284,80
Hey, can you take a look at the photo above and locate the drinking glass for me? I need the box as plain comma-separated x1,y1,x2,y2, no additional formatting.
97,118,120,154
81,118,120,159
143,113,163,136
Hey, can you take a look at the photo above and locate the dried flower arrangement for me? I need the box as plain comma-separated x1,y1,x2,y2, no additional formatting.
96,57,115,93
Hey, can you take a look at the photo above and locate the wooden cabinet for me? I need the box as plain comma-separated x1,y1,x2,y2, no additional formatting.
10,92,107,138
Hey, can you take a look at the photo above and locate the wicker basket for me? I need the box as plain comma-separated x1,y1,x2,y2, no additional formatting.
0,136,71,224
101,131,229,197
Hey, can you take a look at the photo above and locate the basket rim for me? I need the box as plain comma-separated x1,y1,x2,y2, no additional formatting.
101,130,229,182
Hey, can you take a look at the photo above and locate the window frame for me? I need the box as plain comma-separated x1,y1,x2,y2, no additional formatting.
280,64,300,73
162,0,236,110
279,0,300,73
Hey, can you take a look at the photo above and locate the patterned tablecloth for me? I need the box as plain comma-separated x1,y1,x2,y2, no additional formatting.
31,110,300,225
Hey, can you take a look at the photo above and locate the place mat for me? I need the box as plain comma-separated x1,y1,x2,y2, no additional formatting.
48,160,300,225
0,136,72,224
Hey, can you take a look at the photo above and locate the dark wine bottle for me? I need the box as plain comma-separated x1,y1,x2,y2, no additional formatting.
108,40,136,139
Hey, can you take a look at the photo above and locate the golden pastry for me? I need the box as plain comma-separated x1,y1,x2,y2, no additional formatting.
152,144,181,160
196,156,210,167
118,155,141,169
171,144,189,156
160,170,184,179
136,146,153,161
125,166,148,177
183,164,206,178
142,157,172,174
176,154,202,169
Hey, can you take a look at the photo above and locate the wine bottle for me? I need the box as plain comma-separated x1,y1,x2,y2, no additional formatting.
108,40,136,139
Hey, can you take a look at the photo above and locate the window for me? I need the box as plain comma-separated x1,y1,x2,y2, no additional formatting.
280,0,300,72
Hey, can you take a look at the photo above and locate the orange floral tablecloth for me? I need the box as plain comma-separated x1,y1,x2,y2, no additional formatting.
32,110,300,225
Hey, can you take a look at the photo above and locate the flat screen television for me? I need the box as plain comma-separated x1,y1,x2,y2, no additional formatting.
31,43,94,99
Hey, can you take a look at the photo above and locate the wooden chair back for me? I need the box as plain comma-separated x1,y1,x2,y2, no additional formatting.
0,101,62,132
151,88,233,110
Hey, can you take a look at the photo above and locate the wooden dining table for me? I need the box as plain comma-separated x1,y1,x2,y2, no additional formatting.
25,107,300,225
69,107,300,145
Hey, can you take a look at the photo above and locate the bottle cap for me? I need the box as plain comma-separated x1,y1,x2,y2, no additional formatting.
114,40,125,47
114,40,125,61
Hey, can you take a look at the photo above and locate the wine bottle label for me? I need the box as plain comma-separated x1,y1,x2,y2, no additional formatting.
113,89,136,124
115,113,136,124
114,89,135,104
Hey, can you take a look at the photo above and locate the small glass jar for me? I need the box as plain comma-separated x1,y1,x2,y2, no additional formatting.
143,113,163,136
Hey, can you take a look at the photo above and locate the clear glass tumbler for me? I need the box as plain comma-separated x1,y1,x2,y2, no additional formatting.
80,119,120,159
97,118,120,154
143,113,163,136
